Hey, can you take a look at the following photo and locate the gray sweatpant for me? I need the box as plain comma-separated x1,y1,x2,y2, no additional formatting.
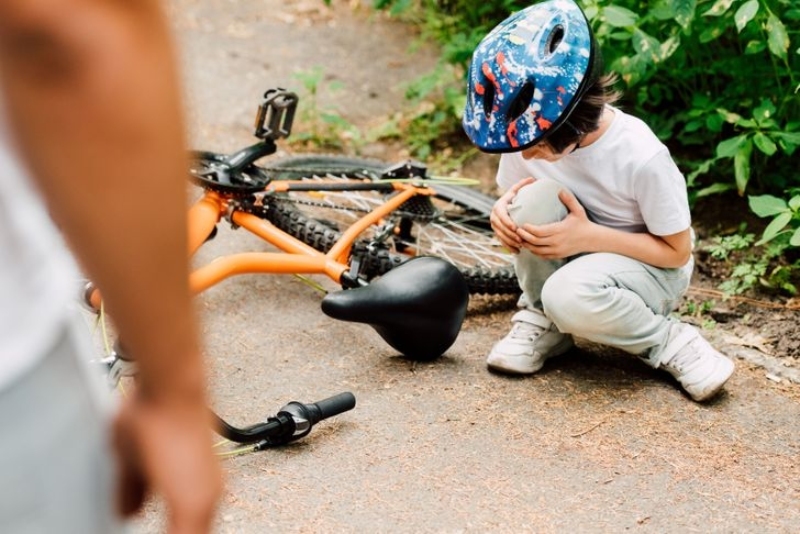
508,178,693,366
0,315,123,533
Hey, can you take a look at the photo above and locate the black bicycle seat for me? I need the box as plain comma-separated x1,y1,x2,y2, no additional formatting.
321,257,469,360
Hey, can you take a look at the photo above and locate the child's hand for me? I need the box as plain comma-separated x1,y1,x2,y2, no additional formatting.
491,178,535,253
516,188,596,259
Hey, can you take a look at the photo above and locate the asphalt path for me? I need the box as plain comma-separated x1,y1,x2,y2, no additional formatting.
132,2,800,532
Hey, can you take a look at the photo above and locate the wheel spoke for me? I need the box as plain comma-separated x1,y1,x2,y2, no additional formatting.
264,155,519,294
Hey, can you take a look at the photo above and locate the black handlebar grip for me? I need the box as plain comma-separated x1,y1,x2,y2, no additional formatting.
310,392,356,423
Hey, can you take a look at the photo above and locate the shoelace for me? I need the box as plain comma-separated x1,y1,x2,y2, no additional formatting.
666,338,704,372
508,320,546,341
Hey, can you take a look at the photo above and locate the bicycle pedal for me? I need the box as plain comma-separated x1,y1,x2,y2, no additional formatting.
103,353,138,389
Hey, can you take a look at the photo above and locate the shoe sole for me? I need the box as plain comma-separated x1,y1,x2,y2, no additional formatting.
487,337,574,375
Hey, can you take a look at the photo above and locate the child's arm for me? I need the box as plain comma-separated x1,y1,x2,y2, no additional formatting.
516,188,692,268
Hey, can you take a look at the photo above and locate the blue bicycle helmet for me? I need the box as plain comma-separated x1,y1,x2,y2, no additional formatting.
463,0,596,153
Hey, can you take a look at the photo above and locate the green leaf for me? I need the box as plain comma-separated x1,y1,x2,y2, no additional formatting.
717,109,738,123
735,117,758,128
789,196,800,211
632,29,660,62
791,227,800,247
744,40,766,54
603,6,639,27
716,134,747,158
387,0,412,16
734,139,753,194
753,132,778,155
669,0,697,28
612,54,649,86
687,159,715,186
684,119,704,133
703,0,735,16
780,139,798,156
584,5,599,19
608,31,632,41
774,131,800,146
696,182,735,197
659,36,681,61
651,4,675,20
706,114,724,133
734,0,759,32
766,13,790,59
699,25,725,43
753,100,776,123
691,93,712,109
757,212,793,245
749,195,788,217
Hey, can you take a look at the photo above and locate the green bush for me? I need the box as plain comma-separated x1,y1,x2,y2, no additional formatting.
372,1,798,192
369,0,799,294
584,0,799,197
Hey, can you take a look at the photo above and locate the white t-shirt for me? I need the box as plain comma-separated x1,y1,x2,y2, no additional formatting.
0,100,77,390
497,106,692,238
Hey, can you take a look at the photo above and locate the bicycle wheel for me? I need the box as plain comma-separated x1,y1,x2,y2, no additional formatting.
259,154,519,295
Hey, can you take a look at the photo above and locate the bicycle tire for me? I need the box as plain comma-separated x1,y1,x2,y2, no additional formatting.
260,154,519,295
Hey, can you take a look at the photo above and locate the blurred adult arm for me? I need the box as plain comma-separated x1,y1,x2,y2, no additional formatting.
0,1,222,532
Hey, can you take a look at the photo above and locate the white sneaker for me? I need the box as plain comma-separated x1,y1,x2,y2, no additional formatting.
487,309,573,374
658,323,734,402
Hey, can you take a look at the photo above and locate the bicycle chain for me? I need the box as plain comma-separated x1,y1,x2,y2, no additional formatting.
259,166,379,177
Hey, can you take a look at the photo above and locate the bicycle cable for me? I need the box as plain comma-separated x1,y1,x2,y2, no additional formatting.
257,165,481,186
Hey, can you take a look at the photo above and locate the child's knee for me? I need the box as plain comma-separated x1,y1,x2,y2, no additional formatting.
508,178,569,227
541,273,592,334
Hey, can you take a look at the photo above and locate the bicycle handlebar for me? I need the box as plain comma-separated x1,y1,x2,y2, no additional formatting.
311,391,357,421
213,392,356,448
282,392,356,427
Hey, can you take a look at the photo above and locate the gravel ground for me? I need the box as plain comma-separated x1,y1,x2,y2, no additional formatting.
129,2,800,532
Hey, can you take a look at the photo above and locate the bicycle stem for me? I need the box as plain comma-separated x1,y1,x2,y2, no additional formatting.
222,140,277,171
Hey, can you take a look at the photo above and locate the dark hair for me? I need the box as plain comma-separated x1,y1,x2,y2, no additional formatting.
543,73,621,153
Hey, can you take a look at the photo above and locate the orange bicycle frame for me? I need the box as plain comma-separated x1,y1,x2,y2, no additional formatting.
87,179,434,310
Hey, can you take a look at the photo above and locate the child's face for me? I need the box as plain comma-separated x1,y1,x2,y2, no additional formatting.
520,141,577,162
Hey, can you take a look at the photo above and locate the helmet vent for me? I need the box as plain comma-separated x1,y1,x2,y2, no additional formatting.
507,81,535,122
482,79,495,119
546,25,565,55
